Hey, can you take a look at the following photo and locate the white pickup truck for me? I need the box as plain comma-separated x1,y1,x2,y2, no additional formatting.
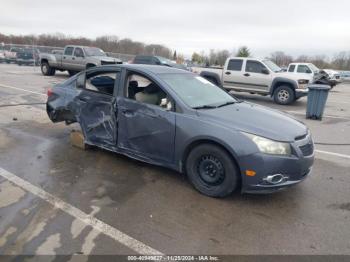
192,57,310,105
287,63,341,87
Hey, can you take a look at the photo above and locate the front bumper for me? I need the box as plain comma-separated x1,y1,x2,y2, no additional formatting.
240,134,314,194
295,88,309,98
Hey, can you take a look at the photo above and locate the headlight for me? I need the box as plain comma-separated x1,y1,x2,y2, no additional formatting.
243,133,291,155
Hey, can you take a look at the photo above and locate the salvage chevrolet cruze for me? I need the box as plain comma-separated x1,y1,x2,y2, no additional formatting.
47,64,314,197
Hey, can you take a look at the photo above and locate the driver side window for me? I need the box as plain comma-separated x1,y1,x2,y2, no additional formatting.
74,47,84,57
125,73,171,110
297,65,311,73
246,61,267,74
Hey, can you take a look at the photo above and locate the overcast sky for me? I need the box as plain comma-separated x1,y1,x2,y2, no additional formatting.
1,0,349,58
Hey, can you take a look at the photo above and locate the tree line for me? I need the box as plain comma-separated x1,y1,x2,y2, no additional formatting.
0,33,173,58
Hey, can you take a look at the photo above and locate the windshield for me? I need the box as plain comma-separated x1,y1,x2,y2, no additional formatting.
160,73,237,108
84,47,106,57
263,60,281,72
308,64,319,72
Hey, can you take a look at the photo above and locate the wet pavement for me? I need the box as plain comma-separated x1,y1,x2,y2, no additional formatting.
0,64,349,256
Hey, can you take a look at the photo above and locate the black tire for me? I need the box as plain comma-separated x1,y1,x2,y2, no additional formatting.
273,85,295,105
68,70,77,76
185,144,239,197
41,62,55,76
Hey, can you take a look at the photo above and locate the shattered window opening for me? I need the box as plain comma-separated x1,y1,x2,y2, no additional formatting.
85,72,119,96
125,73,168,108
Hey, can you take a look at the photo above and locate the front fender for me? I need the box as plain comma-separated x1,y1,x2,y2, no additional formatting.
271,77,298,95
174,114,258,173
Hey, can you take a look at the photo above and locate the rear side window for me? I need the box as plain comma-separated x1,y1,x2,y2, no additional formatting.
297,65,310,73
288,65,296,72
227,59,243,71
64,47,74,56
246,60,267,73
85,71,119,96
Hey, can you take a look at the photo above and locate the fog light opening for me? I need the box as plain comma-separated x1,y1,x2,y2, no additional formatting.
263,174,288,185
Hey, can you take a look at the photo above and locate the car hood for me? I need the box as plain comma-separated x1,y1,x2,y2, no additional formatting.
278,71,313,81
92,56,120,62
197,102,307,142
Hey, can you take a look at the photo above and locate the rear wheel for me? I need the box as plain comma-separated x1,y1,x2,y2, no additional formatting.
274,85,295,105
185,144,239,197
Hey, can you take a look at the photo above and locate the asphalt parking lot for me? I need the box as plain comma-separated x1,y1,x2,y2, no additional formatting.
0,63,349,257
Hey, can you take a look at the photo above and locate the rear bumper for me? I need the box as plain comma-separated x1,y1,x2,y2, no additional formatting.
17,59,35,64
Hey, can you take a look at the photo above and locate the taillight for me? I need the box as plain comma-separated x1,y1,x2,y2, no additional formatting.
47,88,53,97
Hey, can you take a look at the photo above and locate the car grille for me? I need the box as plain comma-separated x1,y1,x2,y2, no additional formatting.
299,142,314,156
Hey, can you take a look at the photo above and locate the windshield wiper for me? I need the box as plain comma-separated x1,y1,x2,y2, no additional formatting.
193,105,218,110
217,101,236,108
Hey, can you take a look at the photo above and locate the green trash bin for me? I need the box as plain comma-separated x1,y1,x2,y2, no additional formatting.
306,84,331,120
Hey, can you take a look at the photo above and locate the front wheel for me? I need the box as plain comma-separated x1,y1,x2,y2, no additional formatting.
185,144,239,197
274,85,295,105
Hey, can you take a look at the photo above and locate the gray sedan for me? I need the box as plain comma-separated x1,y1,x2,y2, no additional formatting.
46,64,314,197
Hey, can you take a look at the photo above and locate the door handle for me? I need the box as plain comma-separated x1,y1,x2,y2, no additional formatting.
72,57,75,60
225,71,231,75
244,73,250,77
63,56,66,59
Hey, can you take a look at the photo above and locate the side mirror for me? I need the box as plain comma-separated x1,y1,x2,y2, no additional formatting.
306,69,312,74
76,73,86,88
261,68,270,75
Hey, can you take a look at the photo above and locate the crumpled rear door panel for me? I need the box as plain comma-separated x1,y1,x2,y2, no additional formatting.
75,91,116,148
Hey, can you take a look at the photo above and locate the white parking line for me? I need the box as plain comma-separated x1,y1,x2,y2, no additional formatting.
315,150,350,160
0,84,47,97
0,167,163,255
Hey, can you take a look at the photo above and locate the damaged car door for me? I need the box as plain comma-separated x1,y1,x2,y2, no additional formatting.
74,69,120,148
117,71,176,163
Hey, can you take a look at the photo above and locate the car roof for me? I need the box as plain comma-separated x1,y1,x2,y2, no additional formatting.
99,64,191,75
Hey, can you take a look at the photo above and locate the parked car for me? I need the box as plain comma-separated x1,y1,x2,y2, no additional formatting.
0,50,5,63
4,47,23,63
46,64,314,197
39,45,122,76
16,48,40,66
340,71,350,81
132,55,188,70
192,57,310,105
